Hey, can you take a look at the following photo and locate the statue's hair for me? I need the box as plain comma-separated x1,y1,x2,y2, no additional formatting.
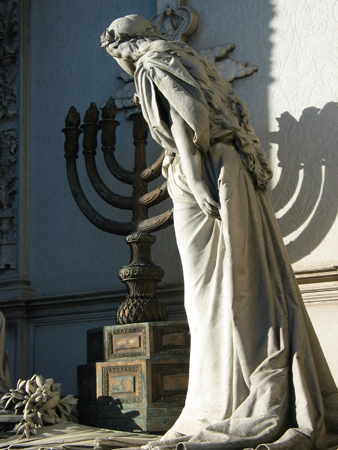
178,43,273,192
104,36,166,62
101,14,165,61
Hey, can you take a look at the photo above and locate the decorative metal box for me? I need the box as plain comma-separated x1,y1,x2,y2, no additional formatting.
78,321,190,432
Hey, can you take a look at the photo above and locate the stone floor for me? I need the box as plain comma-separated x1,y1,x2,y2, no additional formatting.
0,421,161,450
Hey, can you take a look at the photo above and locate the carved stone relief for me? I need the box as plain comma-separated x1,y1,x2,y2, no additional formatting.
0,0,19,271
102,364,143,404
107,327,147,359
0,129,17,269
0,0,19,120
150,2,198,42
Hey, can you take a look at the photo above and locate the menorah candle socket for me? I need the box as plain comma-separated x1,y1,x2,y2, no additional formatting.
62,106,82,159
101,97,118,120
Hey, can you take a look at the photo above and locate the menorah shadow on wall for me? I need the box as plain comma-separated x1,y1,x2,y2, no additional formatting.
62,98,172,325
269,102,338,264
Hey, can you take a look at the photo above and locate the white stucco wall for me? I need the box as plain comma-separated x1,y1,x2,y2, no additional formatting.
187,0,338,272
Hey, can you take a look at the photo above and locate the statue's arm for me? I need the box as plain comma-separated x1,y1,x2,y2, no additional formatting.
170,107,220,218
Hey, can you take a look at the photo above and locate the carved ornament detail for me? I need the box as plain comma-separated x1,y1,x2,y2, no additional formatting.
150,2,198,42
0,129,17,269
0,0,19,271
153,323,190,355
0,0,19,120
102,364,142,404
107,327,147,359
151,363,189,403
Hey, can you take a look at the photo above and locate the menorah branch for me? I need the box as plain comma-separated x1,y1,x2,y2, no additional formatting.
138,209,174,233
139,181,169,207
81,121,134,210
65,155,134,236
100,118,135,185
102,143,135,185
139,150,165,181
84,150,134,209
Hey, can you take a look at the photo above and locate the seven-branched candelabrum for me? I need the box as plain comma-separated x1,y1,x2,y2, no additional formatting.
62,98,172,324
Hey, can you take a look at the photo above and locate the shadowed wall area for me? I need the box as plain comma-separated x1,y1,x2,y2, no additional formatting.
270,103,338,264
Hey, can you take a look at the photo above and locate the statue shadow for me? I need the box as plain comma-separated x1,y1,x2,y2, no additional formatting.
78,396,143,432
268,102,338,264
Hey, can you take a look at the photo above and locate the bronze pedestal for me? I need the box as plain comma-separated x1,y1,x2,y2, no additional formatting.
78,321,190,432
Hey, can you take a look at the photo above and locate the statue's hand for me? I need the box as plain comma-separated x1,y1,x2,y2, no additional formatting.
192,180,221,219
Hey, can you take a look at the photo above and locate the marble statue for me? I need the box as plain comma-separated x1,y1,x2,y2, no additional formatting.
101,14,338,450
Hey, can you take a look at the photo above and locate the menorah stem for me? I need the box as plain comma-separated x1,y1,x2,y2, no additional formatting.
131,112,149,225
113,113,169,324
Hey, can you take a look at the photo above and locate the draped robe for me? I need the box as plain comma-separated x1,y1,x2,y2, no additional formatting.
133,40,338,450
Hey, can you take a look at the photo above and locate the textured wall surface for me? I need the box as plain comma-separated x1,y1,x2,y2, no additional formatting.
187,0,338,271
268,0,338,270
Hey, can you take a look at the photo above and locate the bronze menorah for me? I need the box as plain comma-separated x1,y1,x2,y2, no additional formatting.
62,98,173,324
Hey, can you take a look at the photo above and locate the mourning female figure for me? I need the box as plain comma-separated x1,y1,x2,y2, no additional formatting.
101,14,338,450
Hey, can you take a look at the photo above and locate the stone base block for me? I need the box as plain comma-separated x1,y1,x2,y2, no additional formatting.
78,321,190,432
